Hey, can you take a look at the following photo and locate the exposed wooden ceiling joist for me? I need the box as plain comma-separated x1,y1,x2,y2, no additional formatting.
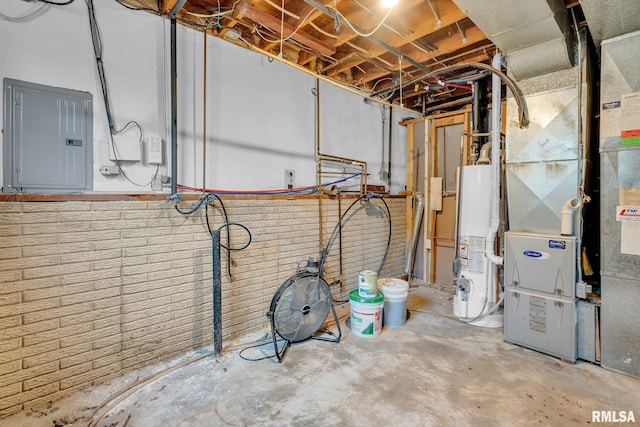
118,0,510,113
235,3,336,56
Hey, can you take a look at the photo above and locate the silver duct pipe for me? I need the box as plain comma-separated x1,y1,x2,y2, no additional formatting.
403,192,425,279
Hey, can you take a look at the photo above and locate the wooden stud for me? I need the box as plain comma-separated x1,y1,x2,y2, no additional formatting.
235,3,336,56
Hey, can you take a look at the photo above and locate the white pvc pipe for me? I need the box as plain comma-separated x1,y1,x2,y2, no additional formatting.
485,53,503,267
561,197,583,236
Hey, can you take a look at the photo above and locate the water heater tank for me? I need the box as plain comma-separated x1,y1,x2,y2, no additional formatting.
453,165,502,328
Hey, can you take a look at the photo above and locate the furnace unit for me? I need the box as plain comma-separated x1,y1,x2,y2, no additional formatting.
504,232,577,361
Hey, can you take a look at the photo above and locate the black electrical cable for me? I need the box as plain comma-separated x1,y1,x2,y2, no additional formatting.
174,194,252,280
174,196,206,215
375,196,393,277
86,0,113,130
318,194,392,302
209,194,233,258
86,0,158,187
205,196,243,280
238,338,288,362
216,223,252,252
113,0,159,13
39,0,75,5
318,194,367,275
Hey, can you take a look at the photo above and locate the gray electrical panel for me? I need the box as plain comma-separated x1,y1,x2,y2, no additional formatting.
504,231,577,362
3,79,93,193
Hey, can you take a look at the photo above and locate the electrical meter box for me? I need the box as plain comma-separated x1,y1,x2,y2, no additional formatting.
3,79,93,193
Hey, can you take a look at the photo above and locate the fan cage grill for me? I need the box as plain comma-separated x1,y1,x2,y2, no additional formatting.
272,274,332,342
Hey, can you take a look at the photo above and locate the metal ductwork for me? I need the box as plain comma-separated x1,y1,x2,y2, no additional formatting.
579,0,640,46
453,0,571,80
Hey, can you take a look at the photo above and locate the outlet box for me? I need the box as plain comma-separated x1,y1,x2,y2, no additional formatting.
99,165,120,176
284,169,295,189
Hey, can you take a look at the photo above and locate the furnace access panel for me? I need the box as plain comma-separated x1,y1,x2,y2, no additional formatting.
504,231,577,362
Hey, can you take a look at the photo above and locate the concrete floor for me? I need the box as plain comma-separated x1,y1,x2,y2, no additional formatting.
3,285,639,427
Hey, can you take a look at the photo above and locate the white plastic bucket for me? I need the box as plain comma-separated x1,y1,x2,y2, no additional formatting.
358,270,378,298
349,289,383,338
378,278,409,328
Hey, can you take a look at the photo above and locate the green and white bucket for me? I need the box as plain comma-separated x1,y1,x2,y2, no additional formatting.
349,289,384,338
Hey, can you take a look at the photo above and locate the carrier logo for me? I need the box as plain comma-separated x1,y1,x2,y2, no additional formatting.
523,250,551,260
602,101,620,110
592,410,636,423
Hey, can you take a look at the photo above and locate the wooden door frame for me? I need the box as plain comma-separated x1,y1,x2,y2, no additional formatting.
425,108,471,285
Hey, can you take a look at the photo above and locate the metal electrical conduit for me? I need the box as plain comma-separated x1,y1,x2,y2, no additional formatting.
372,62,530,129
169,0,187,197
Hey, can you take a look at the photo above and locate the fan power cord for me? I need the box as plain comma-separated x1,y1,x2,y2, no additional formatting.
238,338,289,362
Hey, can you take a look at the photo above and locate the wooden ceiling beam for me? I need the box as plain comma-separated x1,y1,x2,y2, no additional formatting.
346,26,488,84
235,3,336,56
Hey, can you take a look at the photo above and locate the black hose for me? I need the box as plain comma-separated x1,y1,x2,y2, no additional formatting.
319,194,392,283
205,196,234,279
174,195,251,281
375,196,393,276
174,196,206,215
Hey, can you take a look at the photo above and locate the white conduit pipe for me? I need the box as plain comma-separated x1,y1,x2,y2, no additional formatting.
485,53,504,267
561,197,583,236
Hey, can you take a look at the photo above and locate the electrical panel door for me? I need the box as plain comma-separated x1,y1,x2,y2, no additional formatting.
3,79,92,193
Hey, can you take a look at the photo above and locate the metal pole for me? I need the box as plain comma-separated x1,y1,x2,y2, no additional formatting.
387,106,392,189
212,229,222,357
170,15,178,196
202,28,207,192
315,79,324,250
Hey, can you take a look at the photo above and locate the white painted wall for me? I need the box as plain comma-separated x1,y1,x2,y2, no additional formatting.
0,0,417,194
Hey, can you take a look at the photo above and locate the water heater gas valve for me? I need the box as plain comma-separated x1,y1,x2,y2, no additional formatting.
455,277,470,301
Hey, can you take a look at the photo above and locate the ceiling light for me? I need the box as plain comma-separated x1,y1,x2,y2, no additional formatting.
380,0,398,8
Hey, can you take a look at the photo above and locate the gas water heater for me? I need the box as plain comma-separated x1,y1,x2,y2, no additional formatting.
453,164,503,328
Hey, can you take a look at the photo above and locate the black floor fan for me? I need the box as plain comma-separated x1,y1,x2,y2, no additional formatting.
266,271,341,362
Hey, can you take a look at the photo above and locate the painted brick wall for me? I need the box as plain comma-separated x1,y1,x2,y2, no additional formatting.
0,196,406,417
